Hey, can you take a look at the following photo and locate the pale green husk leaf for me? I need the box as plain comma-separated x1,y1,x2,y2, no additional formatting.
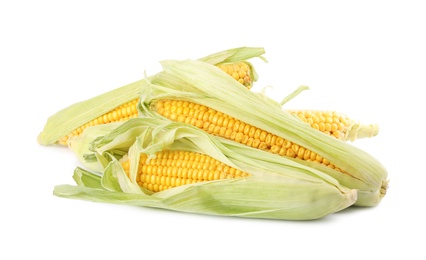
68,123,122,172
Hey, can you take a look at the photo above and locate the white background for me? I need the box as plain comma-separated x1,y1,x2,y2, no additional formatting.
1,0,425,259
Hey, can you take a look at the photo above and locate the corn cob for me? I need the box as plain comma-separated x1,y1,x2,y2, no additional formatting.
289,110,378,141
137,59,388,206
37,47,264,146
121,150,249,192
150,99,381,172
57,118,357,220
56,62,255,145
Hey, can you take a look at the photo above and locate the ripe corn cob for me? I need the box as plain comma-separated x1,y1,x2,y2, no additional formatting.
291,110,349,139
56,62,255,145
289,110,378,141
57,117,357,220
121,150,249,192
37,47,264,146
137,59,388,206
151,99,379,171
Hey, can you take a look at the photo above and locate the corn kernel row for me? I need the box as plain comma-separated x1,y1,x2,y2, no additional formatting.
121,150,248,192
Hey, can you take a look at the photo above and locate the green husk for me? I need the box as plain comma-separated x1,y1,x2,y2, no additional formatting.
68,122,122,172
137,59,388,206
56,118,356,220
37,47,265,146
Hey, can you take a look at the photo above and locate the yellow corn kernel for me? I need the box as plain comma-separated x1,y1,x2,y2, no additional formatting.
121,150,249,192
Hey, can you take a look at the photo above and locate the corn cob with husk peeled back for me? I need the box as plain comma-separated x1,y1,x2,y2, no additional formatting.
136,59,388,206
288,109,378,141
54,117,357,220
37,47,264,146
54,61,252,146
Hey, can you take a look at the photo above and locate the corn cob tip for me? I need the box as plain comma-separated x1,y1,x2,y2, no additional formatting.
37,132,43,145
346,123,379,142
381,179,389,198
349,188,358,204
356,179,388,207
37,131,49,146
